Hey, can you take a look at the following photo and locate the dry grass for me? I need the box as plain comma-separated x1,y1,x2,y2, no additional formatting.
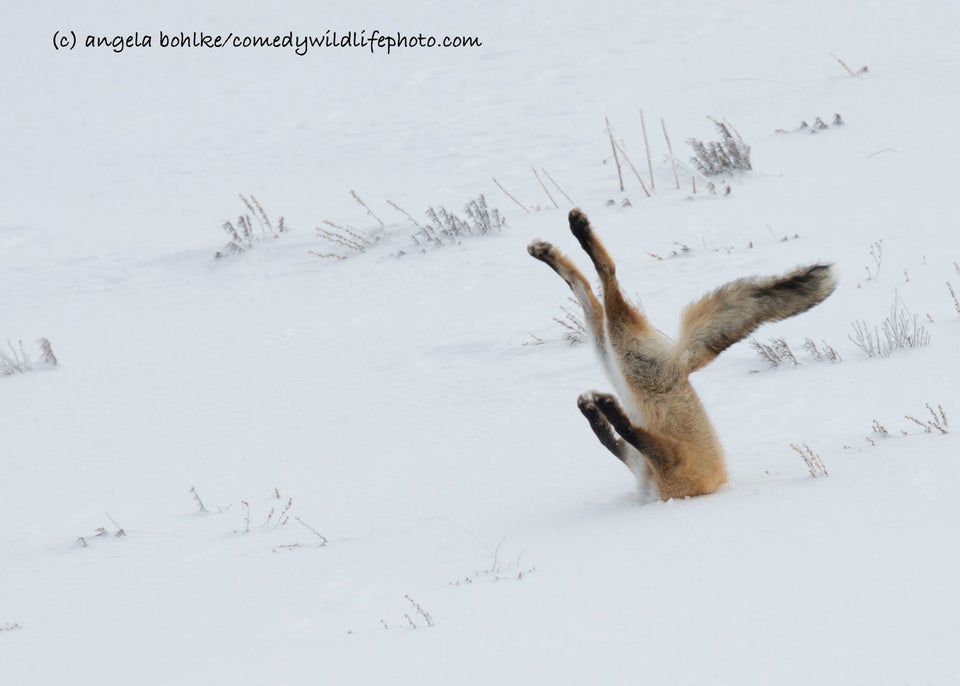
753,337,800,367
189,486,209,513
0,339,31,375
531,166,559,209
350,190,385,228
849,300,931,358
775,113,845,134
412,195,504,248
688,118,752,176
38,338,57,366
831,53,869,78
791,443,829,478
752,337,841,369
1,338,58,376
215,195,288,258
864,240,883,281
313,220,376,259
647,242,691,261
404,595,434,628
492,177,529,213
905,404,949,435
380,596,435,631
948,282,960,315
539,168,574,205
606,116,625,192
553,299,587,345
867,404,949,445
802,338,841,363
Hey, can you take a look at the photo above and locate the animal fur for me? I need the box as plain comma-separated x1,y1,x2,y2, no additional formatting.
528,209,837,500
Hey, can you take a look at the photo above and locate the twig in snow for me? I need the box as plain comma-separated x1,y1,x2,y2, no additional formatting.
540,168,575,205
189,486,209,513
661,118,680,190
606,117,624,192
831,52,868,78
387,200,425,231
105,512,126,537
639,109,655,190
613,141,652,197
350,190,385,228
273,497,293,528
531,166,559,208
947,282,960,315
294,516,328,546
492,177,530,213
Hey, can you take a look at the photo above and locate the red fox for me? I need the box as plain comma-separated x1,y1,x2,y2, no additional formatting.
528,209,837,500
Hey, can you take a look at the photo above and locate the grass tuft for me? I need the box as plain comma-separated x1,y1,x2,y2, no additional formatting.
849,300,930,358
905,403,949,435
1,338,58,376
791,443,829,478
688,118,751,176
215,195,287,258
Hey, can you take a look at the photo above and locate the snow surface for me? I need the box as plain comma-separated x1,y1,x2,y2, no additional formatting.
3,1,960,684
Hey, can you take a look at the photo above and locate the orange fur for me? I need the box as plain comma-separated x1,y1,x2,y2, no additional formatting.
529,209,836,500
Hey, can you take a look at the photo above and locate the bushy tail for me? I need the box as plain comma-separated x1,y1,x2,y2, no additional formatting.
678,263,837,372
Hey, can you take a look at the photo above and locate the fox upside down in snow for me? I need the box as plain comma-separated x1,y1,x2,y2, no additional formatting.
528,209,836,500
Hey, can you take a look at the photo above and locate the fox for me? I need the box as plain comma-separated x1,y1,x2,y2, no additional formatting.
528,209,837,501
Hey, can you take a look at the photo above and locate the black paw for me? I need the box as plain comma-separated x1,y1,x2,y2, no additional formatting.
568,208,592,244
591,392,622,417
577,391,607,417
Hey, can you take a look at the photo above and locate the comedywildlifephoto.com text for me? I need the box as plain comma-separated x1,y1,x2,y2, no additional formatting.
51,29,483,56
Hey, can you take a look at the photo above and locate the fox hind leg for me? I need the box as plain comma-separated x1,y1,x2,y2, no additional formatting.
566,209,650,345
566,209,679,395
568,209,616,279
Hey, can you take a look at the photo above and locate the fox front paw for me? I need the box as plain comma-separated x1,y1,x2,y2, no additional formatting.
577,392,606,426
577,390,613,416
589,392,623,417
577,392,597,414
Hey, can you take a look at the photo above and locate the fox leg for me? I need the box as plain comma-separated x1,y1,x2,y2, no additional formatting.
576,393,628,461
577,393,653,484
566,209,650,345
580,391,680,472
566,209,680,394
527,240,606,352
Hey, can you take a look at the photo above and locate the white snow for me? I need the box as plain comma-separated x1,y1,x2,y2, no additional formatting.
3,1,960,684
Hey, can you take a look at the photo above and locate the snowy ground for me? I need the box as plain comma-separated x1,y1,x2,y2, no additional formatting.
3,1,960,684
